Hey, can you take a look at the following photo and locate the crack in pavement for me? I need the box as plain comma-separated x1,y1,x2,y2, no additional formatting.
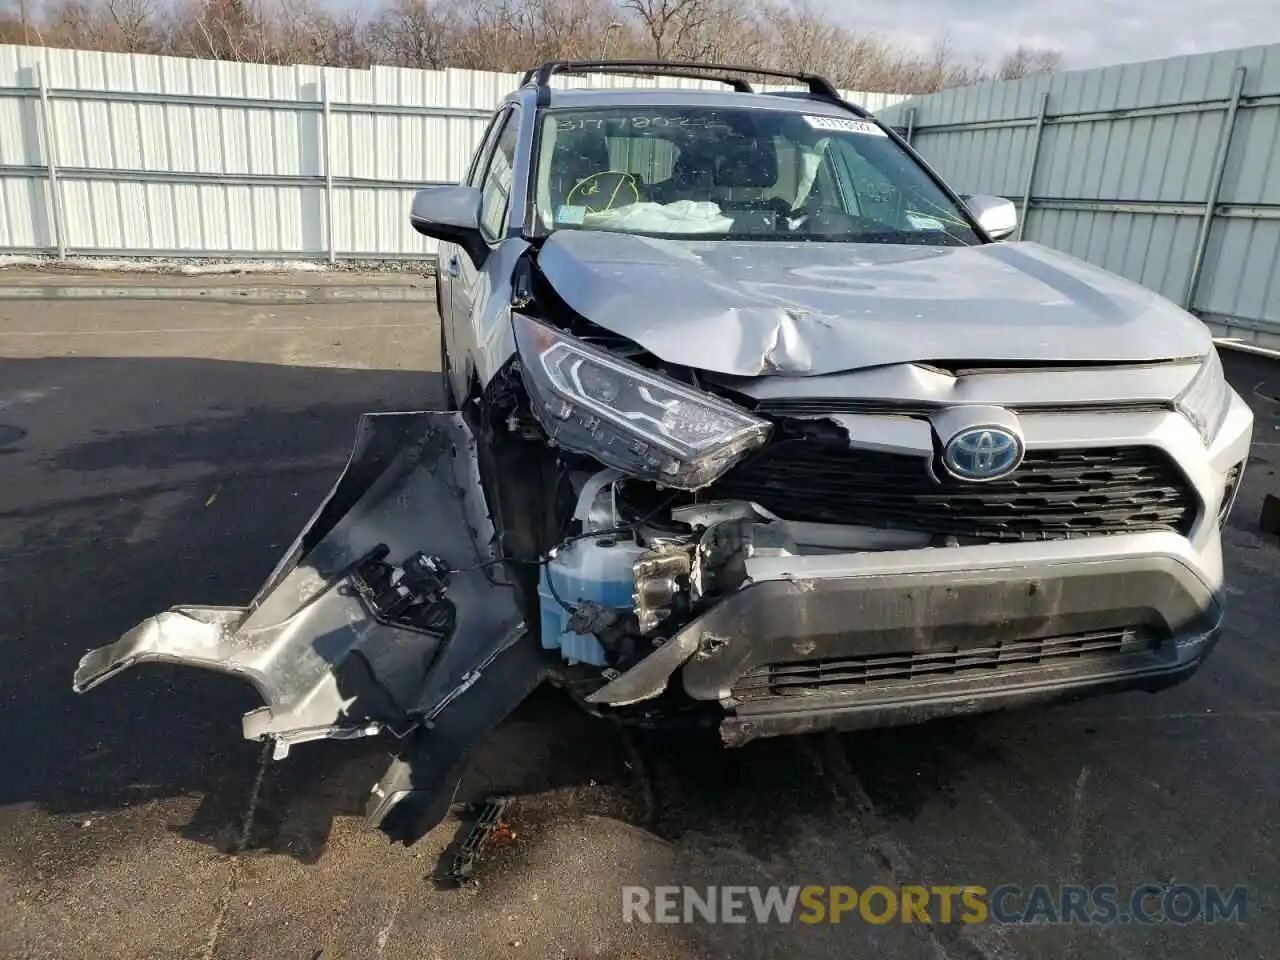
814,732,1015,960
202,742,273,960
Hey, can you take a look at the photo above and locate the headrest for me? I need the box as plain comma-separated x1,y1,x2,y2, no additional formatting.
712,141,778,188
552,128,610,171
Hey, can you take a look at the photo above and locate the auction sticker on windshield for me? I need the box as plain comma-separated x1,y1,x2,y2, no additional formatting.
803,115,887,136
906,212,946,231
556,205,587,225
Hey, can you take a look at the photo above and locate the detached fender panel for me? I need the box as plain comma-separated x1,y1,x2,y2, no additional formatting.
73,412,530,760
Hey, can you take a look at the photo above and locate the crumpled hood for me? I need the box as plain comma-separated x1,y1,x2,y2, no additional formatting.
535,232,1213,376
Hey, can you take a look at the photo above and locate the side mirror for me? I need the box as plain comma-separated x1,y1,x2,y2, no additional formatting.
964,194,1018,240
410,185,488,266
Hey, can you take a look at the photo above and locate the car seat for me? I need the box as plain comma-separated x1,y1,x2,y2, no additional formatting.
547,128,613,210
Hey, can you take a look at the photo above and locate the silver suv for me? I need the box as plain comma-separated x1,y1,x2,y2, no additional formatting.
74,61,1255,843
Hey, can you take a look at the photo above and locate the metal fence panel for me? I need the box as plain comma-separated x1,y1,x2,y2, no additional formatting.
0,43,906,261
883,43,1280,349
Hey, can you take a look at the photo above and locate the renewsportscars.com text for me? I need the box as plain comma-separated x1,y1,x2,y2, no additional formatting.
622,884,1248,926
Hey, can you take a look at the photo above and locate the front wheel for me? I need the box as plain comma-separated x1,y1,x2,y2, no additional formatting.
435,268,458,412
438,320,459,412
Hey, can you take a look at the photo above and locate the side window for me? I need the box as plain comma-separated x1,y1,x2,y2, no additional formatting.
466,110,505,187
812,152,846,210
780,138,844,211
478,111,520,241
834,143,901,224
768,137,800,204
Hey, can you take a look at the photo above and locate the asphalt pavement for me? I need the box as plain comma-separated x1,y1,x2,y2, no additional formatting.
1,269,1278,960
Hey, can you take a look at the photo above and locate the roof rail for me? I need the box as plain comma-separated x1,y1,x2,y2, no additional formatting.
521,61,754,95
521,59,847,108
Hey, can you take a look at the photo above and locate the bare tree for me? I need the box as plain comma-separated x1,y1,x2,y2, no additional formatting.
366,0,457,68
103,0,157,51
169,0,272,61
999,45,1062,80
266,0,370,66
621,0,712,60
0,0,42,43
13,0,1063,95
41,0,103,49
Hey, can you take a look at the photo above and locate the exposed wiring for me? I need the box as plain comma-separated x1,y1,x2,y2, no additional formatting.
461,555,536,572
538,492,678,614
541,555,576,613
278,544,391,621
459,527,633,574
458,490,679,618
539,528,641,615
284,491,678,624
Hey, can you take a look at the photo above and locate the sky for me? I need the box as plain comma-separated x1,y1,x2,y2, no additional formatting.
823,0,1280,69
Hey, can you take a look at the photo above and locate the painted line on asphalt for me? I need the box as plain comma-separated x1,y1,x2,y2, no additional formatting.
0,322,422,336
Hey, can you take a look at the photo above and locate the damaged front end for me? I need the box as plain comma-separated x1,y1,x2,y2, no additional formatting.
70,291,787,843
74,267,1235,846
513,294,1228,746
74,412,545,843
553,469,1223,749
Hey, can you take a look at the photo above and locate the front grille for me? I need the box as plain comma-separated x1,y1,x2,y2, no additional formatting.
732,628,1158,700
709,442,1197,542
753,397,1173,418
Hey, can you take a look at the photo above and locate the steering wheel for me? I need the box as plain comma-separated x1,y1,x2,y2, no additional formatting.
566,171,641,213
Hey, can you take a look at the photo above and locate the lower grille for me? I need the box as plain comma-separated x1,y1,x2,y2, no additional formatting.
709,442,1196,542
732,628,1158,700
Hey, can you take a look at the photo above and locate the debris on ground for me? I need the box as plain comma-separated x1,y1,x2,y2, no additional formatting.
440,796,517,887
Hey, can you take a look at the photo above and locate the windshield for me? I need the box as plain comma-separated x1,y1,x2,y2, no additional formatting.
531,105,981,246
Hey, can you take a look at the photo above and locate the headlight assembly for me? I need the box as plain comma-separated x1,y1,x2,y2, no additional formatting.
1175,347,1232,445
513,313,771,489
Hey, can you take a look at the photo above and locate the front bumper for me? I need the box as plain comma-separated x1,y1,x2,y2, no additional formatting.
586,384,1252,741
589,530,1225,743
718,622,1219,745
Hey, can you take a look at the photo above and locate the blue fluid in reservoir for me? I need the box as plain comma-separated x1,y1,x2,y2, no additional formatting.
538,536,644,667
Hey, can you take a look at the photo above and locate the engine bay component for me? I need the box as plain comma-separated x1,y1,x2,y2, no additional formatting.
351,547,455,637
540,536,646,666
634,546,695,635
539,468,643,667
565,601,643,666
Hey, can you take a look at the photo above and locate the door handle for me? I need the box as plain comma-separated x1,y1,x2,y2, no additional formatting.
445,256,461,278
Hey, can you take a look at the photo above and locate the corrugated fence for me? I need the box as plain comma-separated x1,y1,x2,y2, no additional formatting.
0,44,905,261
880,43,1280,350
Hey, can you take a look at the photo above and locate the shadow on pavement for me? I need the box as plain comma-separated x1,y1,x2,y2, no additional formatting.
0,352,648,871
0,356,410,860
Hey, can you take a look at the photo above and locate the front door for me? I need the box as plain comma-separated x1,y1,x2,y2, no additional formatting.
449,107,521,403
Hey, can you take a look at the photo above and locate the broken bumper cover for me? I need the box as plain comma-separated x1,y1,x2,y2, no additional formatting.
590,531,1223,743
73,412,541,844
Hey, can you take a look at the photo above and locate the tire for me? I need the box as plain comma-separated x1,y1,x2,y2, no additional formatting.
435,268,458,412
439,319,459,412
